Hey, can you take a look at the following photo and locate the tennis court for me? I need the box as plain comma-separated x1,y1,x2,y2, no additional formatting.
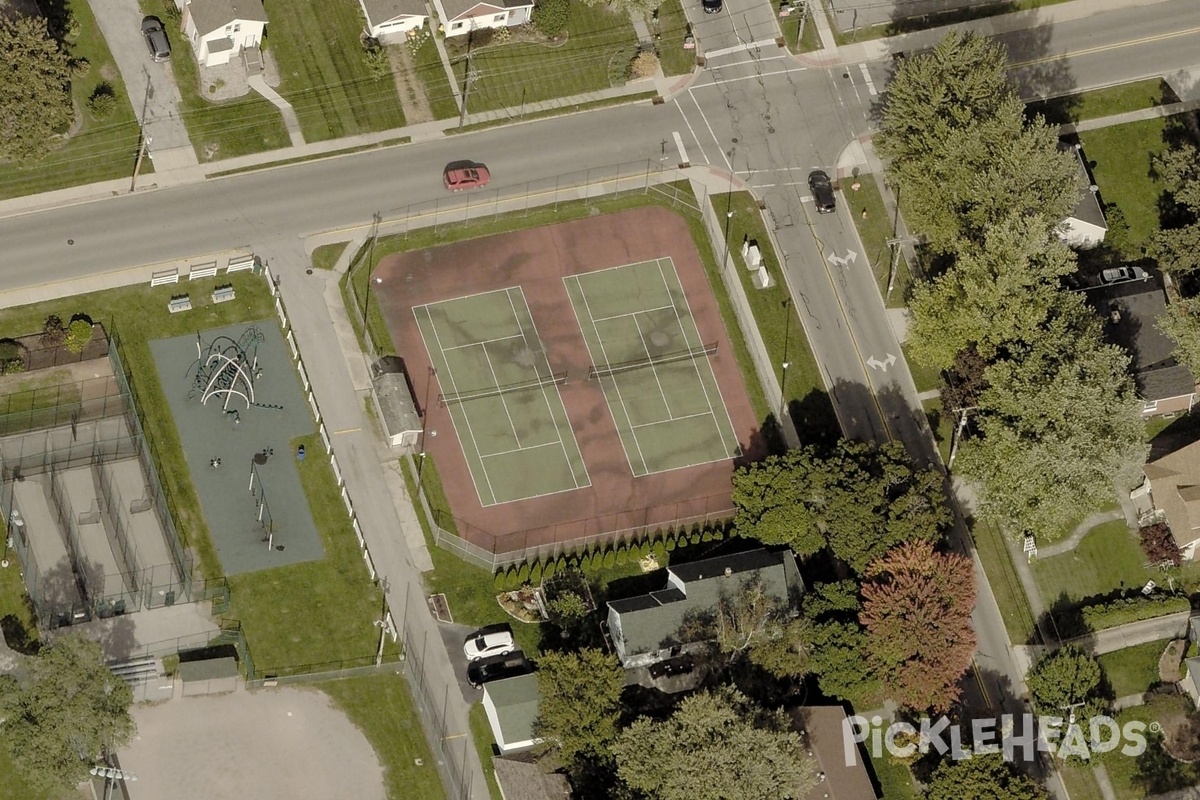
414,287,591,507
564,258,741,477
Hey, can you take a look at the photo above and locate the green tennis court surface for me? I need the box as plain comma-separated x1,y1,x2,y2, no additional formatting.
414,287,590,507
565,258,741,477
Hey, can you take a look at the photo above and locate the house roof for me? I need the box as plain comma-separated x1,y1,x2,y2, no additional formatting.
187,0,267,36
1089,277,1197,403
1145,444,1200,546
439,0,530,23
608,549,802,660
1190,614,1200,643
492,758,572,800
360,0,426,26
790,706,879,800
1186,657,1200,698
1061,142,1108,232
484,673,540,747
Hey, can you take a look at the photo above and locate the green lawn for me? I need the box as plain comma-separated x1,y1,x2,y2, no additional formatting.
845,175,912,306
469,703,504,800
923,398,952,464
1057,763,1105,800
1026,79,1178,126
1032,520,1150,606
1098,639,1171,698
865,749,917,799
0,746,58,800
450,4,638,113
902,345,942,394
1080,117,1171,248
1104,695,1200,799
267,0,405,141
713,192,837,445
971,518,1039,644
0,525,39,654
411,35,459,121
654,0,695,77
0,0,144,199
322,673,447,800
312,242,349,271
140,0,290,162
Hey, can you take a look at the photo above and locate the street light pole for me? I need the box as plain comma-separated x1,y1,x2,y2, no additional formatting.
779,298,792,422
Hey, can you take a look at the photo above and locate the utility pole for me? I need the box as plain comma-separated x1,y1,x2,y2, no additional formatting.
458,29,475,130
885,234,919,301
130,74,153,193
947,405,977,470
795,0,808,49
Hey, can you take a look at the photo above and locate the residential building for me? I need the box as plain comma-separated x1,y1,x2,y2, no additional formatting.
430,0,534,37
180,0,268,67
1090,275,1197,418
358,0,428,42
1136,443,1200,560
789,706,880,800
482,673,542,755
606,548,803,669
1058,141,1107,248
1184,615,1200,704
492,757,572,799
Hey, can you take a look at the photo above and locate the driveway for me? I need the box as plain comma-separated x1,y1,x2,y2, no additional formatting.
87,0,198,170
683,0,782,61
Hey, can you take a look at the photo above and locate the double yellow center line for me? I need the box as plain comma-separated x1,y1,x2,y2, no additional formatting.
1007,25,1200,69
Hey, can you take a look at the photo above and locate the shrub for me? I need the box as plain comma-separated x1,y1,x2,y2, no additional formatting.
70,57,91,78
689,530,702,545
41,315,66,348
87,83,117,120
603,549,616,568
556,555,567,573
1139,522,1182,567
493,570,506,589
615,545,628,565
701,529,714,543
64,319,93,353
578,552,592,571
1079,593,1190,631
629,51,659,80
533,0,568,36
652,541,667,562
363,42,391,80
543,560,556,580
516,562,531,584
529,562,543,584
664,535,676,551
548,591,588,624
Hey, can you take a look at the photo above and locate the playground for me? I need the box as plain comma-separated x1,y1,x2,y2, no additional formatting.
149,322,322,575
373,206,761,554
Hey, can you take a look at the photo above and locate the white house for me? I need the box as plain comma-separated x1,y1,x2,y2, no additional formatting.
482,673,542,755
431,0,533,37
1057,142,1108,248
359,0,428,42
181,0,269,67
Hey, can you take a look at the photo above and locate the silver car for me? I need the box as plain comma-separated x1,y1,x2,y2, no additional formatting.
463,627,515,661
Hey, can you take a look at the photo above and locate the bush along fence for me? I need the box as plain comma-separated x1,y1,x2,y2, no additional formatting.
1055,590,1193,640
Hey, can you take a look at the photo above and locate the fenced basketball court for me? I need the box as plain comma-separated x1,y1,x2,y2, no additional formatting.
565,258,741,476
414,287,590,507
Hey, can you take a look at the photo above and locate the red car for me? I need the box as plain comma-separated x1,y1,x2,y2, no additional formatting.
443,161,491,191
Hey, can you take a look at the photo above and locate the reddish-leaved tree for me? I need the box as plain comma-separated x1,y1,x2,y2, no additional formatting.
1138,522,1181,567
860,540,976,712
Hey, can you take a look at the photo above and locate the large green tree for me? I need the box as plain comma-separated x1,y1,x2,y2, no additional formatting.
1157,296,1200,378
958,323,1148,539
0,15,74,164
613,687,816,800
926,752,1049,800
0,636,135,795
533,649,625,766
1025,645,1110,760
731,440,949,571
906,216,1078,370
860,540,976,713
1147,145,1200,276
876,31,1079,253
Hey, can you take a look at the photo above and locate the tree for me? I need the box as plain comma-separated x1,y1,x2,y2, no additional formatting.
804,619,878,705
1025,645,1109,756
941,345,989,424
801,580,860,619
533,649,625,766
925,752,1049,800
1138,522,1182,567
876,31,1079,254
860,540,976,712
906,215,1078,370
613,687,816,800
0,16,74,164
533,0,569,35
1157,297,1200,378
0,636,135,794
64,319,94,354
958,326,1148,540
577,0,662,17
732,440,950,571
1147,145,1200,277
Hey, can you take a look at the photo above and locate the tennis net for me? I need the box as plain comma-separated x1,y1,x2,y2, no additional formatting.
437,371,568,407
588,342,718,380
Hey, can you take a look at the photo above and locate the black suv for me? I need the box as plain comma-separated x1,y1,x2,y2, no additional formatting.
141,17,171,62
808,169,836,214
467,651,531,689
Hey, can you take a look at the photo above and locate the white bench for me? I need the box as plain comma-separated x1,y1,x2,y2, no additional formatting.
212,286,236,304
168,295,192,313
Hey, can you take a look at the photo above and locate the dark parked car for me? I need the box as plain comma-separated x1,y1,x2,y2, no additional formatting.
702,0,723,13
443,161,491,191
808,169,836,213
141,17,171,63
467,651,531,689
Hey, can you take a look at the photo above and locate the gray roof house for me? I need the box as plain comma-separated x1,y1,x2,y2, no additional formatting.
1185,615,1200,705
606,548,803,669
358,0,428,42
789,706,880,800
1091,275,1197,418
492,758,572,800
1139,444,1200,561
1058,142,1107,248
431,0,533,37
181,0,269,67
483,673,542,755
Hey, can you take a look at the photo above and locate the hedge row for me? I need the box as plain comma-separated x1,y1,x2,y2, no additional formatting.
491,525,728,590
1079,593,1191,632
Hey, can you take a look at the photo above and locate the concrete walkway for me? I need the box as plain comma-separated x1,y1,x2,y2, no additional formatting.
1094,764,1119,800
1037,509,1126,559
1113,692,1147,711
1061,98,1200,134
248,75,306,147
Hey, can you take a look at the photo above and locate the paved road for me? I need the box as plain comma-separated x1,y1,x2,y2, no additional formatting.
683,0,782,59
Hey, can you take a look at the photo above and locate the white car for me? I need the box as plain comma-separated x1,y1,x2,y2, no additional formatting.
1101,266,1148,284
463,627,515,661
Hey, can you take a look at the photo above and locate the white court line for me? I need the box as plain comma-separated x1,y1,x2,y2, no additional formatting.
655,258,741,459
414,305,497,506
688,88,727,170
481,440,563,459
632,312,675,419
672,131,689,165
858,63,878,96
631,411,714,430
590,302,676,324
567,274,650,475
480,342,522,449
673,98,709,166
442,333,523,351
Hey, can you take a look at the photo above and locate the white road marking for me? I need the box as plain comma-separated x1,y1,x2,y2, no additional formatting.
705,38,781,58
858,63,878,96
690,67,801,89
672,131,689,165
673,100,709,165
688,89,727,169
